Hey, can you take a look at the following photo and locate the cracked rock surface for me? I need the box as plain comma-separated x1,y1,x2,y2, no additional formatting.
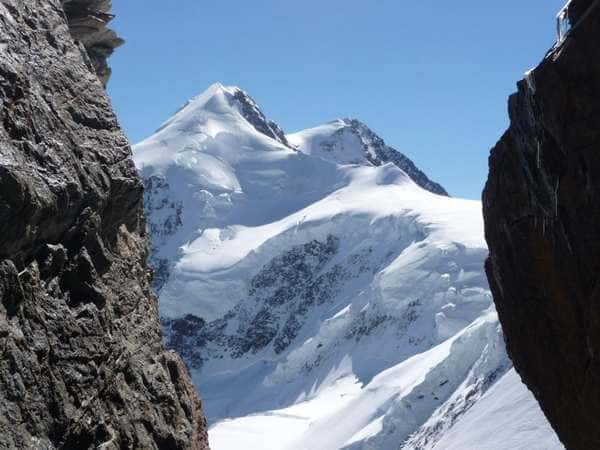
0,0,209,448
483,1,600,449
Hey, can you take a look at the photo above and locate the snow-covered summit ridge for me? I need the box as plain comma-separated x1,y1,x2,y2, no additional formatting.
137,82,446,196
288,118,448,196
149,82,289,148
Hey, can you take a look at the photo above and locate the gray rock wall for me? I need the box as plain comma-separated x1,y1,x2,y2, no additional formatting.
0,0,209,448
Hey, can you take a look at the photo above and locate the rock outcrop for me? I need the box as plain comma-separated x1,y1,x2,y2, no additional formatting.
0,0,209,448
63,0,124,86
230,87,291,147
483,1,600,449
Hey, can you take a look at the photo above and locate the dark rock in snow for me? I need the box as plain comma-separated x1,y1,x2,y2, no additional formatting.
0,0,209,448
164,235,349,369
230,88,291,147
483,1,600,449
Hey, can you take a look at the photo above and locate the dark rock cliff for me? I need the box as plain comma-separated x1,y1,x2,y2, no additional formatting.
0,0,209,448
483,1,600,449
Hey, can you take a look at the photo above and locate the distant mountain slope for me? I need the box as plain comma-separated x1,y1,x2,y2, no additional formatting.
134,84,561,450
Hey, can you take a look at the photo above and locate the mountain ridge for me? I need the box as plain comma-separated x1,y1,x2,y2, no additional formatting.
142,83,447,196
288,117,448,196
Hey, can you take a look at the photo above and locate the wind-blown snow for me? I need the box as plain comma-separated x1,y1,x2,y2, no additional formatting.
134,83,563,450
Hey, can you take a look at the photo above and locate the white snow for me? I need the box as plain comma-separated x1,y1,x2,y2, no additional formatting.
134,84,563,450
288,120,370,165
430,369,563,450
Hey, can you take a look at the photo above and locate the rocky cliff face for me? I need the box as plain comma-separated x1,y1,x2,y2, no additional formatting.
0,0,209,448
483,1,600,449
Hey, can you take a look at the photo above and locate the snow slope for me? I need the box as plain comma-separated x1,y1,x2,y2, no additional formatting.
134,84,562,450
428,369,564,450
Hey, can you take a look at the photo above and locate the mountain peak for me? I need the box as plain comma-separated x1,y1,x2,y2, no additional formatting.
204,81,230,94
153,83,290,147
288,119,449,196
188,82,238,105
142,84,446,196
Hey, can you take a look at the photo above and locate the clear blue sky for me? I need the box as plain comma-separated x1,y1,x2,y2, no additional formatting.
108,1,565,199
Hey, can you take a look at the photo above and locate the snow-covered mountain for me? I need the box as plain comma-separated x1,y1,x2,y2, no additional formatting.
133,83,562,450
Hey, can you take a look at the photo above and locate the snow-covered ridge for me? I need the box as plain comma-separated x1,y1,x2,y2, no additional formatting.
134,84,562,450
288,118,448,196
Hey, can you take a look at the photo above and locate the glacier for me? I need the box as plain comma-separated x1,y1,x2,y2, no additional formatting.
133,83,563,450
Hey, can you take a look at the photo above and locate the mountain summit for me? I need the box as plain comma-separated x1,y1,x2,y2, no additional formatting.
289,118,448,196
153,83,289,147
141,83,446,194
